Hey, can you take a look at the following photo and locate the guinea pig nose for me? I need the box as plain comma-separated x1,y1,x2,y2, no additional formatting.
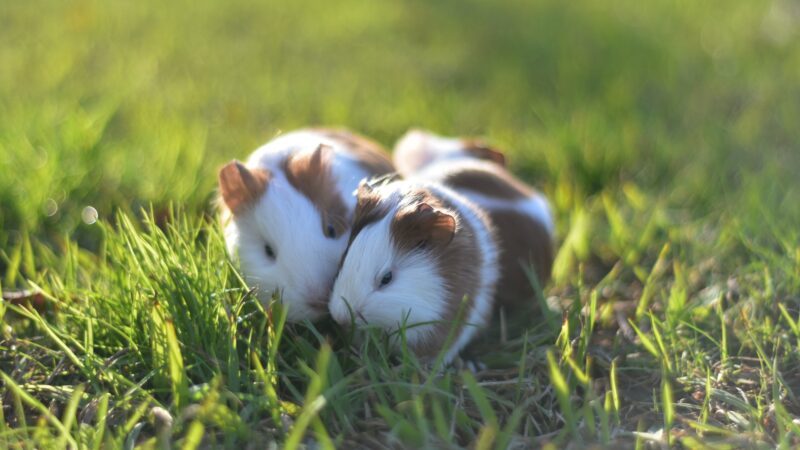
335,313,351,326
330,298,356,326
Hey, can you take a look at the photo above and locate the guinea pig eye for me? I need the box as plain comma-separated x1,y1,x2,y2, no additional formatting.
325,223,336,239
264,244,276,260
379,271,393,287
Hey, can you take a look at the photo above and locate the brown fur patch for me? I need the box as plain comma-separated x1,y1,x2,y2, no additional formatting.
463,139,507,167
390,189,483,359
284,144,350,238
490,209,554,307
313,128,395,175
349,183,392,246
442,167,531,200
218,161,271,215
391,202,456,252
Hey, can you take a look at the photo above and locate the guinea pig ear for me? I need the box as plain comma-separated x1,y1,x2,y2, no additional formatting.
218,160,271,215
356,178,373,196
308,143,334,171
463,140,507,167
392,202,456,251
352,179,386,233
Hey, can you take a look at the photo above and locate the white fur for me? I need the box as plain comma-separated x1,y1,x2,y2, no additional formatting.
329,202,449,346
393,130,479,176
462,190,553,234
329,181,499,362
225,130,378,322
417,159,554,235
396,130,554,235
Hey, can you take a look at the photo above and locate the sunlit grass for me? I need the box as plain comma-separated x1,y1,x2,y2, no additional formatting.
2,0,800,447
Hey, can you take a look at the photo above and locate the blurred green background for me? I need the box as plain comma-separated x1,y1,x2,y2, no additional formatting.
1,0,799,250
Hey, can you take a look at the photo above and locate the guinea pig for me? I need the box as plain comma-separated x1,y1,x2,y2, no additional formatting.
394,129,555,306
218,128,394,322
329,179,499,363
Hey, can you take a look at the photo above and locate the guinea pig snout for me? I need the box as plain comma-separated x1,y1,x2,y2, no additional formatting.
305,291,331,315
333,313,351,326
330,296,362,326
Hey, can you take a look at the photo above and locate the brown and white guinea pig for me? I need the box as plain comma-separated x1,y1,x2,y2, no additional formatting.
218,128,394,322
329,179,499,363
394,129,555,306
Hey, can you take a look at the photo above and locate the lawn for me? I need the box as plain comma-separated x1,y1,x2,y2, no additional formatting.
1,0,799,447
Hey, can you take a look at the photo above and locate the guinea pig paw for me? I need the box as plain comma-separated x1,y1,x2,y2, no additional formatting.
451,355,486,373
464,359,487,373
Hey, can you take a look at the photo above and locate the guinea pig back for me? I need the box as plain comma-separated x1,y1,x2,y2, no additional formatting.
394,130,555,308
439,162,554,306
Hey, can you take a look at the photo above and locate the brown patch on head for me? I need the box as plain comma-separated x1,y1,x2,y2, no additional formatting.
218,160,271,215
490,209,554,308
284,144,350,238
349,181,393,244
391,202,456,253
462,139,507,167
389,189,485,359
313,128,395,175
443,166,532,200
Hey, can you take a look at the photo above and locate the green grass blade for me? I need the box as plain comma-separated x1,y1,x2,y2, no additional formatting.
56,384,85,449
284,344,332,450
1,373,76,448
547,350,574,435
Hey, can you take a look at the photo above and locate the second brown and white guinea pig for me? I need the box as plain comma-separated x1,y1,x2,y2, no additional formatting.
329,179,499,363
218,128,394,322
394,129,555,306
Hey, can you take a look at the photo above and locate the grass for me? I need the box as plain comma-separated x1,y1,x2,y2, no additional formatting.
1,0,800,447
